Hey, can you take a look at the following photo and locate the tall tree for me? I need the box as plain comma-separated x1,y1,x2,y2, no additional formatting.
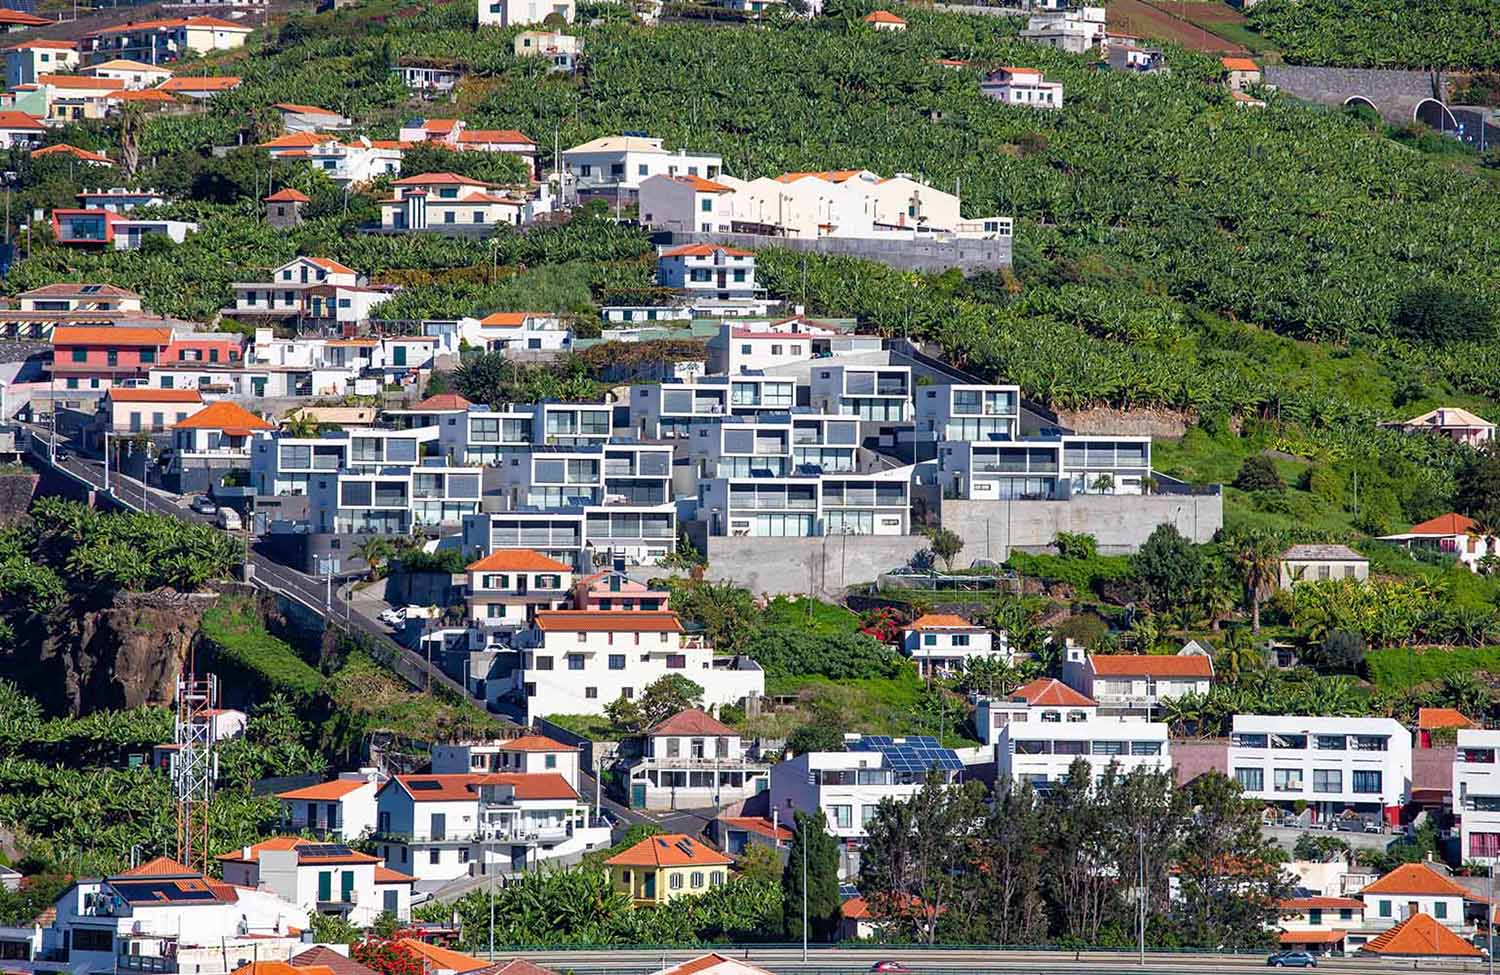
782,809,842,942
1132,524,1204,612
1045,758,1115,943
976,778,1048,945
1230,529,1283,633
858,776,987,944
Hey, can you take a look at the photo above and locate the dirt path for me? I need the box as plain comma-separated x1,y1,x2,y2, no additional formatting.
1107,0,1248,53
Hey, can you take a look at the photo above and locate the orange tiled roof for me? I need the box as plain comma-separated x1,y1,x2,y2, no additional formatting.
499,733,574,752
863,10,906,23
117,856,196,877
774,169,865,184
1280,930,1346,945
455,128,533,145
534,610,683,634
1407,512,1476,536
264,187,310,203
274,778,370,801
157,76,241,93
1012,677,1096,709
413,392,473,410
394,940,489,974
39,74,122,90
1089,653,1213,678
392,171,492,187
113,89,176,103
667,174,732,193
271,102,338,115
305,256,356,275
1220,56,1259,71
466,548,572,572
31,143,111,164
53,326,171,346
9,39,75,50
1418,707,1475,731
233,963,336,975
1280,896,1364,911
908,612,981,631
0,110,43,131
477,771,578,800
1361,912,1482,957
605,833,733,868
1360,863,1473,898
0,9,51,25
655,955,737,975
373,867,416,885
260,132,326,149
175,401,273,434
650,707,735,736
479,311,547,327
98,15,247,32
718,816,791,842
660,243,753,258
388,774,483,802
216,836,378,865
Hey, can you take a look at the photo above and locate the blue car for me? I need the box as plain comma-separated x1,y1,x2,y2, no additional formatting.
1267,950,1317,968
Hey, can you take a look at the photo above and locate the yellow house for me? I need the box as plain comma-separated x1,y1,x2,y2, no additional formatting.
605,833,732,905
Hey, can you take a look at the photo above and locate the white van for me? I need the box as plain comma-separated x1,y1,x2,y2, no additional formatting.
215,507,242,531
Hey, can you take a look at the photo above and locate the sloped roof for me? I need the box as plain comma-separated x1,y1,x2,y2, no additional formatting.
413,392,472,411
1399,406,1494,429
392,171,493,187
21,282,139,297
605,833,733,868
156,76,241,93
292,947,380,975
455,128,533,145
234,963,335,975
107,389,201,404
0,110,44,131
305,256,357,275
1280,930,1346,945
716,816,791,842
274,778,370,801
665,174,732,193
372,867,417,885
117,856,196,877
908,612,982,631
272,102,340,115
54,326,171,346
1360,863,1473,898
1011,677,1096,709
498,733,573,752
490,962,559,975
8,39,75,50
650,707,735,736
1282,543,1365,562
387,773,483,802
479,311,548,327
1089,654,1213,678
863,10,906,23
1361,912,1482,957
40,73,121,90
1221,56,1259,71
264,187,310,203
1405,512,1476,537
0,9,52,26
86,58,167,72
660,243,753,258
175,401,273,434
31,144,112,164
394,940,489,974
260,132,326,149
534,610,682,634
1280,896,1364,911
466,548,571,572
476,771,578,800
1418,707,1475,731
215,836,379,865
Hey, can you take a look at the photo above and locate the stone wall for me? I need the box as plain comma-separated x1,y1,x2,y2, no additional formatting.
698,533,930,595
1054,406,1193,439
1264,65,1443,123
662,231,1012,274
938,492,1222,557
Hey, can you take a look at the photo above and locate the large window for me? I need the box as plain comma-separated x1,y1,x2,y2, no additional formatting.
1312,769,1342,794
1273,768,1303,792
1352,770,1382,794
829,805,852,829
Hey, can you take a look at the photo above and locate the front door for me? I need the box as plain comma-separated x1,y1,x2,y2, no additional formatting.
431,813,446,841
317,871,331,902
631,783,646,809
643,873,656,899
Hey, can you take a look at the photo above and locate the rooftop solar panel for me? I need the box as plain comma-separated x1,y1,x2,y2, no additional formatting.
301,843,355,858
849,734,963,772
408,780,442,790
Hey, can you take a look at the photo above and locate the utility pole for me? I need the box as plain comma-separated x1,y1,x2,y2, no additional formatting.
801,827,808,963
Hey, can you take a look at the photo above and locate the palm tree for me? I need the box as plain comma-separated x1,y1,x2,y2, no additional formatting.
1440,673,1490,720
281,411,321,438
355,537,393,581
1216,639,1263,685
1467,511,1500,572
1232,530,1283,634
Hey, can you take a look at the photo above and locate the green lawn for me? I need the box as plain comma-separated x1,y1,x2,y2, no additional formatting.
760,671,980,747
202,599,325,698
1366,646,1500,693
760,595,864,637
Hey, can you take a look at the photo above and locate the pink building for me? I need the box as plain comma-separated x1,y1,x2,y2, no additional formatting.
51,325,172,403
1383,407,1494,447
570,568,670,612
165,332,245,367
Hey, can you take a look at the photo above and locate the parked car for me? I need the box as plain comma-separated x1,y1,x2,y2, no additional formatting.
1267,950,1317,968
378,608,406,627
190,495,217,515
54,448,69,462
215,507,242,531
1362,820,1382,834
870,964,910,974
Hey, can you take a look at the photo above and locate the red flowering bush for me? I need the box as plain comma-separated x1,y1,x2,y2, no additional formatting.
353,940,424,975
859,607,907,644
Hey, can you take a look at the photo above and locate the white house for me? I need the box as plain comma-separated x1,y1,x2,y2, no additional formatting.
561,135,722,198
973,676,1101,746
769,735,964,878
1353,863,1476,946
1018,6,1105,52
901,613,1005,676
81,58,172,89
656,244,758,301
510,610,763,720
6,40,79,88
216,837,414,926
1379,512,1497,573
431,734,581,791
980,67,1064,108
374,774,483,883
1383,406,1495,447
164,400,274,494
625,708,769,811
1453,729,1500,865
637,173,736,234
513,29,581,71
470,772,611,876
0,109,44,148
271,102,349,133
275,770,384,841
232,256,360,316
477,0,574,27
465,548,574,646
43,858,309,975
381,172,525,233
995,706,1170,794
1061,645,1214,719
1228,715,1412,828
466,311,572,353
1279,543,1370,589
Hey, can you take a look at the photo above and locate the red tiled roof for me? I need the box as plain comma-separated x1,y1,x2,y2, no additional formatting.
260,132,326,149
660,243,753,258
174,401,273,434
718,816,791,842
395,940,489,974
98,15,247,32
31,143,112,164
467,548,571,572
107,389,202,404
1361,912,1482,957
650,708,735,736
113,89,176,103
272,102,338,115
292,947,380,975
275,778,369,801
666,174,732,193
1220,56,1259,71
1360,863,1474,898
215,837,379,865
1280,930,1346,945
9,39,75,49
479,311,547,327
0,110,44,131
372,867,416,885
117,856,196,877
264,187,310,203
234,963,335,975
1012,677,1096,708
1281,896,1364,911
0,9,52,26
306,257,356,275
413,392,472,411
392,171,492,187
655,955,738,975
1418,707,1475,731
499,734,573,752
455,128,533,145
1407,512,1476,536
490,962,558,975
1089,654,1214,678
863,9,905,23
534,610,683,634
38,74,122,90
605,833,733,868
476,772,578,800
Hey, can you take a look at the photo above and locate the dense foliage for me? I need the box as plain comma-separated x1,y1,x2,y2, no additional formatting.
1247,0,1500,69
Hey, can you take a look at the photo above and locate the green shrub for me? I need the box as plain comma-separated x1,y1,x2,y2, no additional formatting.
1008,551,1133,591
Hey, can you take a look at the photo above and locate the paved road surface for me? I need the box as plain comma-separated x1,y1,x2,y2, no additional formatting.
26,426,481,703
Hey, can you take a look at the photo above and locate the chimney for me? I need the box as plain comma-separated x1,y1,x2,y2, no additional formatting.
241,845,252,859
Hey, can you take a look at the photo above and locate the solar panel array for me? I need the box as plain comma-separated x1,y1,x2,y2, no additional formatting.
850,735,964,772
300,843,355,858
409,779,442,790
112,879,217,904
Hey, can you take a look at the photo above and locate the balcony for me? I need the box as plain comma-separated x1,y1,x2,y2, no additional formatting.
118,955,176,974
476,823,571,844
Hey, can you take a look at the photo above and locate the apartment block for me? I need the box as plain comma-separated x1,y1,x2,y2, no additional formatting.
698,466,910,537
808,363,911,422
913,382,1020,446
1453,729,1500,863
625,708,769,811
1228,715,1412,827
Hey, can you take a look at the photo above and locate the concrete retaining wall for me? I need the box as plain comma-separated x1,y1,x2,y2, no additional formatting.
662,231,1012,274
1264,65,1442,123
699,533,929,595
938,493,1222,558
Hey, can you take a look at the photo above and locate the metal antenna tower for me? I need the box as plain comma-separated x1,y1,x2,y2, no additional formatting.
174,673,218,875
